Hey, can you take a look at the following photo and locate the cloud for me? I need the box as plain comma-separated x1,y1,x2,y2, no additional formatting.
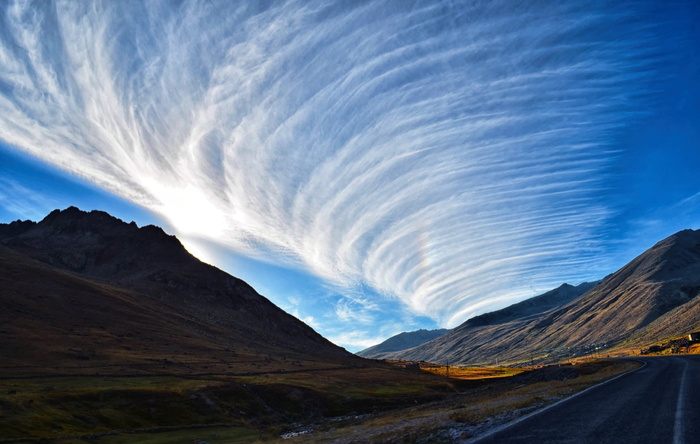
0,0,667,329
334,298,376,325
0,177,57,220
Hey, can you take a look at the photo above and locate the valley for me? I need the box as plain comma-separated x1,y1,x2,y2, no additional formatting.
1,208,699,443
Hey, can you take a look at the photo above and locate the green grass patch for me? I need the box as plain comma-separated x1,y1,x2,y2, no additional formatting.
0,376,254,439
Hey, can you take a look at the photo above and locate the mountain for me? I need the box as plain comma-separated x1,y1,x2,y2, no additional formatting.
357,328,451,359
358,282,596,360
375,281,595,363
383,230,700,365
458,281,598,328
0,207,352,373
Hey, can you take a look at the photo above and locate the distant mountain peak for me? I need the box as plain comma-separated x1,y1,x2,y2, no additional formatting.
357,328,451,359
558,283,573,288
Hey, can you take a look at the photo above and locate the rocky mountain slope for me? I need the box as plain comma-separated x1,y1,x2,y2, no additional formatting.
455,281,597,328
0,207,353,373
383,230,700,365
357,328,451,359
360,282,594,360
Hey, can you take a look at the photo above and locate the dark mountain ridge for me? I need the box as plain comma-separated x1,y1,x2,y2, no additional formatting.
0,207,351,372
1,207,205,283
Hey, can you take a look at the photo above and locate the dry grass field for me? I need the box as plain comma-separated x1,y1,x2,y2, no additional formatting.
283,359,641,444
0,359,639,443
393,361,526,380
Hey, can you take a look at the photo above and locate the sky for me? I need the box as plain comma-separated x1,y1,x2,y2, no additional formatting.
0,0,698,352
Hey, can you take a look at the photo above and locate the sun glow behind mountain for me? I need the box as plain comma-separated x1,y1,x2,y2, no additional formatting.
1,1,698,350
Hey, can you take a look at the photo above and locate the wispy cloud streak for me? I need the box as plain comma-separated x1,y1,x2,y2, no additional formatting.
0,1,665,328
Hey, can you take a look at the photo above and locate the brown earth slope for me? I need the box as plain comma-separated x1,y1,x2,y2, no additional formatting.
358,282,595,360
386,229,700,365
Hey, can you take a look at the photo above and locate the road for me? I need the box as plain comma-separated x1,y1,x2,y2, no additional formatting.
468,356,700,444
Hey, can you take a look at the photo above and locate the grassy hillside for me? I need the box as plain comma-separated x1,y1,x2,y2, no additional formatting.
385,230,700,366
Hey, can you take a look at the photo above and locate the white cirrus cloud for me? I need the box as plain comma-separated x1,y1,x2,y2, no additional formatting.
0,1,668,327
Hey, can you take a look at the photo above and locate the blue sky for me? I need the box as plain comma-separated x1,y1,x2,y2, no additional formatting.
0,0,698,351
